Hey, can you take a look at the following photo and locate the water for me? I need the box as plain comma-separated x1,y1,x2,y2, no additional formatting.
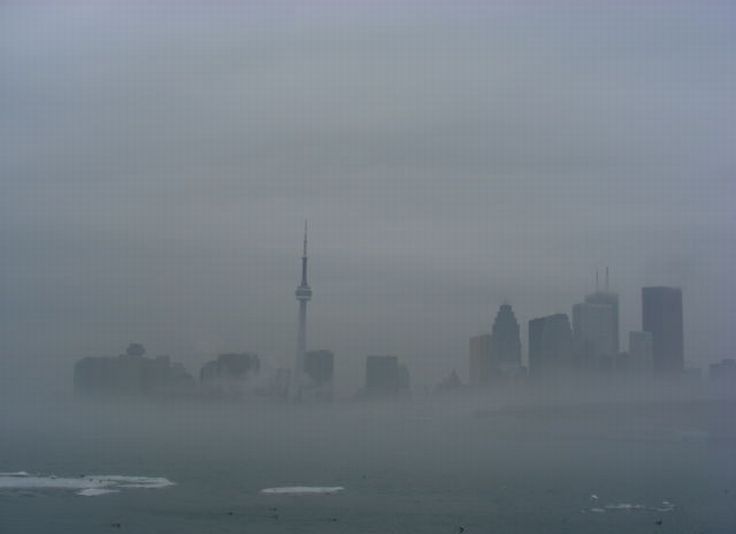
1,398,734,533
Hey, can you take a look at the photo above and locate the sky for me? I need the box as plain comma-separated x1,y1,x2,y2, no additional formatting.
1,1,735,394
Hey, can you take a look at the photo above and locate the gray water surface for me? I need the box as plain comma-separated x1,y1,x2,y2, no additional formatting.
1,399,734,533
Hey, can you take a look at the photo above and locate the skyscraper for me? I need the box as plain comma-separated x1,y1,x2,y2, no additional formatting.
572,302,617,370
292,222,312,400
468,334,491,386
584,292,620,354
528,313,573,379
489,304,522,378
642,287,684,376
583,268,620,354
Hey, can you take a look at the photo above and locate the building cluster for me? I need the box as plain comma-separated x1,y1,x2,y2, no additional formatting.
74,345,337,401
73,341,418,401
469,281,690,386
363,355,411,398
469,304,524,385
71,230,733,402
74,344,194,397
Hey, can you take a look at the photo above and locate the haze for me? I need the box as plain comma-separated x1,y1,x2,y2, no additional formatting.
1,1,735,397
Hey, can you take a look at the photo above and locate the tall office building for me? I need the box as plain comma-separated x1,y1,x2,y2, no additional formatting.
490,304,522,371
642,287,684,376
572,302,617,370
468,334,491,385
584,293,619,354
528,313,573,379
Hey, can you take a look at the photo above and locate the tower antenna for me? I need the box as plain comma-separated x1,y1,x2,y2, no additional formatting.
303,219,308,257
595,270,599,292
605,266,609,291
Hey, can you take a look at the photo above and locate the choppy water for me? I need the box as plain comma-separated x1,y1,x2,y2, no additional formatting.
1,398,734,533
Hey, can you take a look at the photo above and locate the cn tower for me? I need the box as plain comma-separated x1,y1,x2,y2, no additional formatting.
292,221,312,400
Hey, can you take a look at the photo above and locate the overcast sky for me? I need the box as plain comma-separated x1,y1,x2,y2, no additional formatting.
1,1,735,393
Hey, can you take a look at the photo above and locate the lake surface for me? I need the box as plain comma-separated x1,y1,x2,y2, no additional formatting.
1,397,734,533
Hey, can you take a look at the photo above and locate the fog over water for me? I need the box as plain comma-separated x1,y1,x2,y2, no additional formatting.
1,396,735,533
1,4,736,531
1,1,735,397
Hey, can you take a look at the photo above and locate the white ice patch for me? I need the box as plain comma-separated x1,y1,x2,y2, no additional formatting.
260,486,345,495
77,488,120,497
605,503,646,511
88,476,175,489
585,498,675,514
0,472,175,497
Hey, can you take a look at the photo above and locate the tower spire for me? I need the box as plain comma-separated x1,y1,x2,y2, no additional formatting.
303,219,308,257
300,220,309,287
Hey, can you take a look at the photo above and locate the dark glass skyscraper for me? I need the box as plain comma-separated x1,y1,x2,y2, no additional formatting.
642,286,684,376
528,313,573,379
490,304,522,368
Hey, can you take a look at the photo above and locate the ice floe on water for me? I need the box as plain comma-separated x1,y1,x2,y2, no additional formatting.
584,495,675,514
85,475,175,489
0,472,175,497
260,486,345,495
77,488,120,497
604,503,647,511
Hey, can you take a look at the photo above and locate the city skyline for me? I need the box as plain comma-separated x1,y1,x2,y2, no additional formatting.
1,1,734,396
70,230,700,399
2,4,734,534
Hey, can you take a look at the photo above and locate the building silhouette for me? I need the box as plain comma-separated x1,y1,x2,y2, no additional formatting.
490,304,523,379
364,355,409,397
642,286,684,376
303,349,335,400
200,352,261,397
584,285,620,354
468,334,491,385
74,344,194,397
571,269,620,372
528,314,573,380
292,222,313,400
572,301,617,371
